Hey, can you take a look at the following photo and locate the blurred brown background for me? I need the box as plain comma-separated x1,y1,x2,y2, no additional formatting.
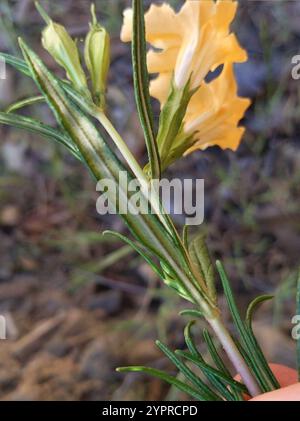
0,0,299,400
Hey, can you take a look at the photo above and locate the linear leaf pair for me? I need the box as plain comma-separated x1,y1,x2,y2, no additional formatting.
119,318,247,401
216,260,280,392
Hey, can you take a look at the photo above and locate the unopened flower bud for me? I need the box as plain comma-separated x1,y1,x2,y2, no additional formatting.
84,5,110,108
42,20,88,94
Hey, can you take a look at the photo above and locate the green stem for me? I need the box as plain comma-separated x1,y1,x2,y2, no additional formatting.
35,2,51,24
96,111,146,184
95,111,171,233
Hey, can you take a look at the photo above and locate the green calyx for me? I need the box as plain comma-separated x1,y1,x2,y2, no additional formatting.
156,76,197,171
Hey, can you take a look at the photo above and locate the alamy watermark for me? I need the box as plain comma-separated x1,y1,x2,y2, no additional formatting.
292,314,300,340
0,315,6,340
96,172,204,226
291,55,300,80
0,56,6,80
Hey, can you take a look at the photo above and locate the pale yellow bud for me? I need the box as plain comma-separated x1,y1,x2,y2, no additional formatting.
42,21,88,94
84,5,110,108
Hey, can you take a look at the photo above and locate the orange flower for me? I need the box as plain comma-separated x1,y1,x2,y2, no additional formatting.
121,0,250,165
121,0,247,104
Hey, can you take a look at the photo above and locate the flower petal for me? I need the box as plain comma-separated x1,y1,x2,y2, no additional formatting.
149,73,173,104
185,126,246,153
183,64,250,152
215,0,238,33
120,8,133,42
147,47,177,74
144,3,181,49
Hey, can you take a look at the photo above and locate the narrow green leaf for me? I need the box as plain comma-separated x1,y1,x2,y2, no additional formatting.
132,0,161,179
160,260,194,303
0,52,95,117
103,230,164,279
182,225,189,250
216,260,270,392
216,260,279,392
71,245,133,289
104,230,192,303
184,323,240,401
233,339,263,391
156,340,222,401
116,366,206,401
184,321,201,357
0,111,81,160
244,293,280,389
246,295,274,328
179,309,203,319
6,95,44,113
203,329,232,379
246,324,280,389
177,352,235,401
176,350,244,398
189,234,217,304
0,52,31,77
